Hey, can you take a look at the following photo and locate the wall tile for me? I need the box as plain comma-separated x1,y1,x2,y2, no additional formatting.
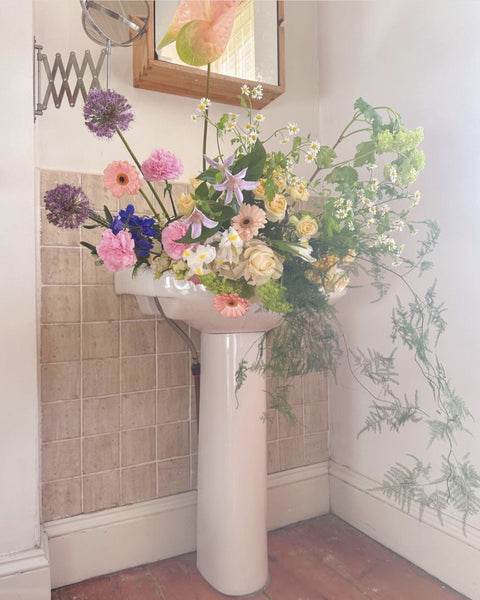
82,248,114,285
83,433,119,474
304,401,328,434
40,170,81,201
121,427,156,467
303,372,327,403
42,478,81,522
41,362,80,402
278,437,304,471
83,358,120,398
82,322,120,359
288,376,304,405
156,320,190,354
121,463,156,505
267,441,280,474
41,286,81,324
41,324,80,364
42,439,81,482
156,387,190,423
121,355,156,393
120,294,154,321
278,405,304,439
42,400,81,442
122,391,156,429
83,396,120,436
41,247,80,285
157,422,189,460
83,285,120,322
265,409,278,442
40,208,80,247
80,173,117,212
157,353,189,389
157,457,190,497
305,432,328,465
83,470,120,513
121,320,155,356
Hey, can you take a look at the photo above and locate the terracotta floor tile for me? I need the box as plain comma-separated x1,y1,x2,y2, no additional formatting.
52,515,468,600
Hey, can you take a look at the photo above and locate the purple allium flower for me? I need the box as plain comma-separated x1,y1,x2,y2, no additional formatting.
44,184,91,228
83,88,133,139
142,149,184,181
213,168,259,205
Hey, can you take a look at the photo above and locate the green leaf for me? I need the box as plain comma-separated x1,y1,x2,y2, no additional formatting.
325,166,358,185
233,139,266,181
315,146,337,170
354,140,377,167
103,205,113,222
354,97,382,129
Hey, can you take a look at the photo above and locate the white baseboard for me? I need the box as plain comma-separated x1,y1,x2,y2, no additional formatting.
46,463,330,589
0,534,50,600
329,461,480,600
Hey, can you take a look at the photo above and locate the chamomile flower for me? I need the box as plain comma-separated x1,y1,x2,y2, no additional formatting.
251,85,264,99
334,198,344,208
304,151,316,163
309,140,321,154
366,217,376,227
368,205,377,215
362,197,373,207
387,238,397,251
348,221,355,231
226,121,236,131
392,256,402,267
280,138,289,145
254,113,265,123
367,163,377,171
370,178,379,192
412,190,421,206
389,165,398,183
392,219,405,231
345,199,353,211
378,233,388,244
190,114,198,122
336,208,349,219
197,97,211,112
248,132,259,145
288,123,300,135
380,204,390,215
240,84,250,96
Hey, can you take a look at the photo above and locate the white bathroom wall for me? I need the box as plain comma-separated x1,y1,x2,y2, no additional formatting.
0,1,50,598
319,1,480,597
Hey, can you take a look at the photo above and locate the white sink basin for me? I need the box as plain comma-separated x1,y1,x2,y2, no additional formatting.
114,267,284,334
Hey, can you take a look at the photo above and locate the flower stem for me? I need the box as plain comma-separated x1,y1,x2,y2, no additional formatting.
115,128,170,220
202,63,211,172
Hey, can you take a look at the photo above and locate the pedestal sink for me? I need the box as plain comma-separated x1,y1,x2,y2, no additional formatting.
115,268,283,596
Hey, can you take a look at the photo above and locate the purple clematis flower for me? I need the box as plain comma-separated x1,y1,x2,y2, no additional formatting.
213,168,259,205
182,207,218,239
204,153,235,174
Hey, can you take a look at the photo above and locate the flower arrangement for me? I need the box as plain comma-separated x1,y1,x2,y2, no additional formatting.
44,0,480,525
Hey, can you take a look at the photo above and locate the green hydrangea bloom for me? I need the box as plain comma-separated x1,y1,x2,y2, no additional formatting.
256,280,293,314
375,126,424,154
391,149,425,185
198,273,253,299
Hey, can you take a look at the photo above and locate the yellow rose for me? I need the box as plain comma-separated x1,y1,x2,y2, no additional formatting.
189,177,203,191
294,215,318,240
243,241,284,286
287,181,310,202
314,255,339,272
253,179,266,200
175,192,196,216
272,169,286,193
264,194,287,222
342,249,357,264
323,267,349,294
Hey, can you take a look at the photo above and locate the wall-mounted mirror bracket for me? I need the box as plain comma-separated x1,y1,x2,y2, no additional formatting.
33,39,107,120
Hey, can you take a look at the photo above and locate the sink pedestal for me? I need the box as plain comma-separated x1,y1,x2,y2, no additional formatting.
197,331,268,596
114,269,282,596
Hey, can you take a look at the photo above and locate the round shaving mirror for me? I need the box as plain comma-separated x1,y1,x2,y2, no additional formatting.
80,0,150,47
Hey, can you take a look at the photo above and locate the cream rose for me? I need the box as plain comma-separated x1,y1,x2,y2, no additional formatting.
243,241,283,286
253,179,266,200
291,214,318,239
264,194,287,222
287,181,310,202
175,192,196,216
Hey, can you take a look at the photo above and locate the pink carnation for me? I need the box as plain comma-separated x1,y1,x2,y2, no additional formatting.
142,149,183,181
96,229,137,272
161,219,194,260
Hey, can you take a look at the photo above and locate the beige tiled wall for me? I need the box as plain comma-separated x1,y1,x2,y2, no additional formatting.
39,169,329,523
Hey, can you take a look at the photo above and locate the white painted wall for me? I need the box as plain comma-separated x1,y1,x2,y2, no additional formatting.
321,0,480,529
0,1,41,554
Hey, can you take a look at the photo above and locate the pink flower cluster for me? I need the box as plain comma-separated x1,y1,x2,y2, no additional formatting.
142,149,184,181
96,230,137,272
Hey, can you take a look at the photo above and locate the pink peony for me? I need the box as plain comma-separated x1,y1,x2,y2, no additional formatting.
103,161,141,198
214,293,250,318
96,229,137,272
161,219,194,259
142,149,183,181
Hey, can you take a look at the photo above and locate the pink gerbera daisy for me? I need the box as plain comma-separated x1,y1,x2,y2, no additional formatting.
214,293,250,318
231,204,267,241
104,161,141,198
